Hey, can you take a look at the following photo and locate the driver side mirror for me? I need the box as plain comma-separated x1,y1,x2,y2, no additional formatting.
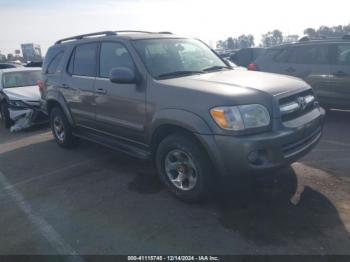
109,67,137,84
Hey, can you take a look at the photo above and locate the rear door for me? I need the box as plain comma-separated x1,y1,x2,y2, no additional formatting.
282,44,331,97
61,43,98,128
94,41,146,143
328,43,350,108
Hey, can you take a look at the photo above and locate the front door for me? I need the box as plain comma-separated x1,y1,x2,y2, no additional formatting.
94,41,146,143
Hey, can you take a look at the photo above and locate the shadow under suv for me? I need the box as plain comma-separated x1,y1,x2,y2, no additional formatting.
250,35,350,110
41,31,325,202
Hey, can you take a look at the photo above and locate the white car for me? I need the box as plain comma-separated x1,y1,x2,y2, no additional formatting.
0,67,47,130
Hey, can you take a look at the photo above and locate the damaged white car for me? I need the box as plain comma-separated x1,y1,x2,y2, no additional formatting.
0,68,47,132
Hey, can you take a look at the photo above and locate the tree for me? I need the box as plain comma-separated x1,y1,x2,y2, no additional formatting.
304,28,317,38
237,34,255,48
226,37,235,49
303,24,350,38
284,34,299,43
216,40,227,49
261,30,283,47
7,53,14,61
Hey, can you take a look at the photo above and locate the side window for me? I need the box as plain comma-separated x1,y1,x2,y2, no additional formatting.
47,52,63,74
273,48,291,63
336,44,350,65
70,43,97,76
99,42,134,78
288,45,329,64
43,47,64,73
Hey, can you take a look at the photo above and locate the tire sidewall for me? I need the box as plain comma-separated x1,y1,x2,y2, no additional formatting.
50,107,75,148
156,134,212,202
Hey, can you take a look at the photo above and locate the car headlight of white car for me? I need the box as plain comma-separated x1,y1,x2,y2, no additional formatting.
210,104,270,131
8,100,29,108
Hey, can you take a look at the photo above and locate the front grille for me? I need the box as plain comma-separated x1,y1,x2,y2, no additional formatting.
282,127,322,158
279,90,317,122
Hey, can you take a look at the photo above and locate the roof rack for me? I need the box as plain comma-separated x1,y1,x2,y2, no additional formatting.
55,31,117,44
55,30,173,44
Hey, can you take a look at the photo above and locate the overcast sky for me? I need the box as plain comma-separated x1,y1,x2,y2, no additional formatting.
1,0,349,55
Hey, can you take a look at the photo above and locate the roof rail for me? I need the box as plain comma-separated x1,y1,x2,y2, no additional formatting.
115,30,172,34
55,30,174,45
55,31,117,44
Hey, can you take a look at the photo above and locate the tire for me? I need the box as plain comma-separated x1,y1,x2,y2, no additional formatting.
50,107,77,148
0,102,13,129
156,133,213,202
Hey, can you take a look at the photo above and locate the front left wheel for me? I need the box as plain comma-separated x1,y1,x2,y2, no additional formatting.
156,133,214,202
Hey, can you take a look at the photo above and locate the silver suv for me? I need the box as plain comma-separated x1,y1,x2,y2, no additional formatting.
41,31,325,202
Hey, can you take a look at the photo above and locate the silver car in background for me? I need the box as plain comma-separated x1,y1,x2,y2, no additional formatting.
0,67,47,131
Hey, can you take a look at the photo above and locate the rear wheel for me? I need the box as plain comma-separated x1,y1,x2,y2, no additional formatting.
156,133,213,202
0,102,13,129
50,107,77,148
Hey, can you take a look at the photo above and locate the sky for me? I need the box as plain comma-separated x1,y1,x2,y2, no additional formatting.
0,0,349,55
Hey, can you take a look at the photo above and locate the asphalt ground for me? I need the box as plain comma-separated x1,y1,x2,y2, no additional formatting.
0,109,349,255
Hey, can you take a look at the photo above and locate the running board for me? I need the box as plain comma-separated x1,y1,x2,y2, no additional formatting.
73,129,151,160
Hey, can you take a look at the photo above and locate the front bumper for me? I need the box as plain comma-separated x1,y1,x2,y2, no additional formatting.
197,107,325,177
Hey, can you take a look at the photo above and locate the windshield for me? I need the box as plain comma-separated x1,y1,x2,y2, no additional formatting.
2,70,41,89
133,38,229,79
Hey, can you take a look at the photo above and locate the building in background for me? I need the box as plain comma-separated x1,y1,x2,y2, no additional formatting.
21,43,42,62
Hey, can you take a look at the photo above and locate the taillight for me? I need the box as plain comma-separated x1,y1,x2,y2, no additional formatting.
248,63,258,71
37,80,45,94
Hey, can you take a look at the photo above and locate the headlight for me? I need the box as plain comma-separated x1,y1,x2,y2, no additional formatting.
8,100,28,108
210,104,270,131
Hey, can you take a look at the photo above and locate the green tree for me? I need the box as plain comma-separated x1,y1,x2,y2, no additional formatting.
261,30,283,47
227,37,235,49
304,28,317,38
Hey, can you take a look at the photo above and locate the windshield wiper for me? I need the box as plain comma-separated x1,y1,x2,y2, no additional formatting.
157,70,204,79
202,65,229,72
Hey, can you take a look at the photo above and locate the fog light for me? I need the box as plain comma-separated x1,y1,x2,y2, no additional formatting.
248,151,260,164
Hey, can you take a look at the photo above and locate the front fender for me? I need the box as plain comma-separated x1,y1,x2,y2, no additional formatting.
149,109,213,139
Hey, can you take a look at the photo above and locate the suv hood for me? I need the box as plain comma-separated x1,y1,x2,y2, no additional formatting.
163,70,310,96
2,85,41,101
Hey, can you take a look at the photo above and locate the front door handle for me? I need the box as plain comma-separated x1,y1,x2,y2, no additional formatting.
332,71,347,77
96,88,107,94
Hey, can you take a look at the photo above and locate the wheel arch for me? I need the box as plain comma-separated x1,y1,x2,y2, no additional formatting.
46,90,75,126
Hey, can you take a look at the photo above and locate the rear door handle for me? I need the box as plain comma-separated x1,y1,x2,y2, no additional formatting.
332,71,347,77
96,88,107,94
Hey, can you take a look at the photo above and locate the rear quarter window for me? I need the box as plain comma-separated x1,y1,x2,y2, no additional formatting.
43,47,65,74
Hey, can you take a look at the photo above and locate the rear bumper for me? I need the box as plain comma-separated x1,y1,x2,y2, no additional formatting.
197,107,325,177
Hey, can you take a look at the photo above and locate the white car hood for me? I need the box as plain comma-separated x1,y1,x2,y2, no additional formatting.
2,85,41,101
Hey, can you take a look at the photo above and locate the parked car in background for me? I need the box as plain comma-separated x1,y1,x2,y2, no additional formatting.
0,63,22,70
26,61,43,68
230,47,264,67
250,35,350,110
0,68,47,129
42,31,324,202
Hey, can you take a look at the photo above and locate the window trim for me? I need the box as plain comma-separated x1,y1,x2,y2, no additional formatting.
46,51,64,75
97,40,137,79
66,42,99,77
